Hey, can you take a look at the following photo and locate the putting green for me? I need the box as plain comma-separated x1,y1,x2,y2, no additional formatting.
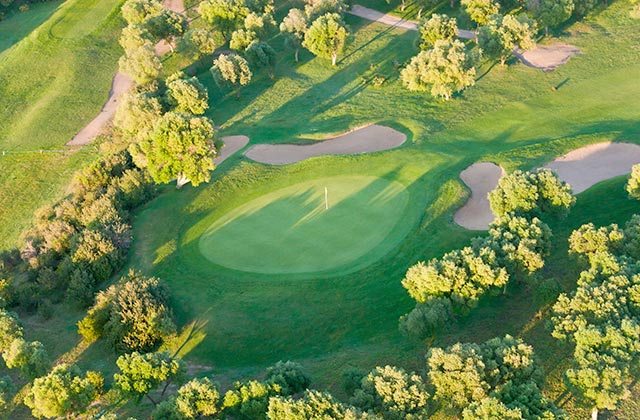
198,176,411,274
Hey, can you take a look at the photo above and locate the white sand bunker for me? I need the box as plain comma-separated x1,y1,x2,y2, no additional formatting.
215,135,249,165
514,43,580,71
244,124,406,165
544,142,640,193
454,162,505,230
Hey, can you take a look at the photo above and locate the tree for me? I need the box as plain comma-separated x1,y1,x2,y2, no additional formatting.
211,54,253,94
0,309,23,351
488,169,575,218
571,0,597,14
114,351,182,405
178,28,221,59
166,72,209,115
147,9,187,52
268,390,364,419
478,14,537,65
280,8,308,61
3,338,49,379
399,298,454,338
119,24,153,53
626,164,640,200
121,0,163,25
114,88,163,142
528,0,574,33
461,0,500,25
303,13,348,66
419,14,458,50
350,365,430,418
138,112,217,188
243,11,276,38
119,43,162,85
266,361,311,395
245,41,277,77
198,0,249,40
223,380,282,418
462,397,523,419
304,0,346,21
24,364,103,419
154,378,221,418
401,40,476,100
0,376,12,415
230,28,258,51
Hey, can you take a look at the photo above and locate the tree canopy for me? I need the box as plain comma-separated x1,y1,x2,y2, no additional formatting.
303,13,348,66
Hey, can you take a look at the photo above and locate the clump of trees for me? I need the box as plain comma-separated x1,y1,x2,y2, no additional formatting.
211,53,253,95
401,39,477,100
478,13,537,65
78,270,176,353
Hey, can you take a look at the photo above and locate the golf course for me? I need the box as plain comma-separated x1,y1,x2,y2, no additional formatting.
1,0,640,416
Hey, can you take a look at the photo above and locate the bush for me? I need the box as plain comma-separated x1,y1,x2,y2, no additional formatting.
266,361,311,395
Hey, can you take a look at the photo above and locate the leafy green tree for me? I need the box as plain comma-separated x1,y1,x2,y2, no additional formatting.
147,9,187,52
626,164,640,200
120,24,153,53
154,377,221,418
121,0,163,25
230,28,258,51
399,298,454,338
178,28,221,59
419,14,458,50
266,361,311,395
528,0,574,32
461,0,500,25
24,364,103,419
119,43,162,85
137,112,217,188
3,338,49,379
280,8,308,61
488,169,575,218
0,376,12,415
478,14,537,65
243,11,276,38
223,380,282,419
568,223,624,261
401,39,476,100
303,13,348,66
114,351,182,405
304,0,346,21
198,0,249,40
0,309,23,351
166,72,209,115
268,390,364,419
211,54,253,94
462,397,523,419
245,41,277,77
350,365,430,418
114,88,163,142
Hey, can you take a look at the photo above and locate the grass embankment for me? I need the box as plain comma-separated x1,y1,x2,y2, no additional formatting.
0,0,124,250
14,0,640,417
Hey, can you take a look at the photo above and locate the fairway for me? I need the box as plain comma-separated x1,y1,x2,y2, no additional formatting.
198,176,410,274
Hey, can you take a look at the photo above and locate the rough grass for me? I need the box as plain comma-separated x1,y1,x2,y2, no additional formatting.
0,0,124,250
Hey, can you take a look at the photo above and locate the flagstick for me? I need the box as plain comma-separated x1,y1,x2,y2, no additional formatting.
325,187,328,210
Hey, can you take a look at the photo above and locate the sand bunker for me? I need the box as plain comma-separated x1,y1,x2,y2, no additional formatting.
215,135,249,165
514,43,580,71
544,142,640,193
67,72,133,146
244,125,406,165
454,162,505,230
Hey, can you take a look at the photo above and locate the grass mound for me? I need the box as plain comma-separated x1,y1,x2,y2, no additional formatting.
198,176,410,274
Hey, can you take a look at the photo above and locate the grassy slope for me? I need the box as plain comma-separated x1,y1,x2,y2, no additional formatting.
0,0,124,250
15,0,640,417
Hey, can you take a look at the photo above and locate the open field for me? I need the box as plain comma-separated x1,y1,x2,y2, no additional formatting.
3,0,640,417
0,0,123,250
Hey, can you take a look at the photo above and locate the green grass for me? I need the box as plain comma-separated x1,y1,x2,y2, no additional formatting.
7,0,640,417
0,0,124,250
198,175,414,275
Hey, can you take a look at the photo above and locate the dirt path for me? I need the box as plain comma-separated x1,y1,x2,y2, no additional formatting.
544,142,640,193
68,0,185,146
215,135,249,165
67,72,133,146
454,162,505,230
244,125,406,165
513,43,580,71
348,4,477,39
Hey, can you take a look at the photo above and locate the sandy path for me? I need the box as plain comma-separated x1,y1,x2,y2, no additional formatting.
514,43,580,71
244,125,406,165
348,4,477,39
454,162,505,230
215,135,249,165
543,142,640,193
69,0,185,146
67,72,133,146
